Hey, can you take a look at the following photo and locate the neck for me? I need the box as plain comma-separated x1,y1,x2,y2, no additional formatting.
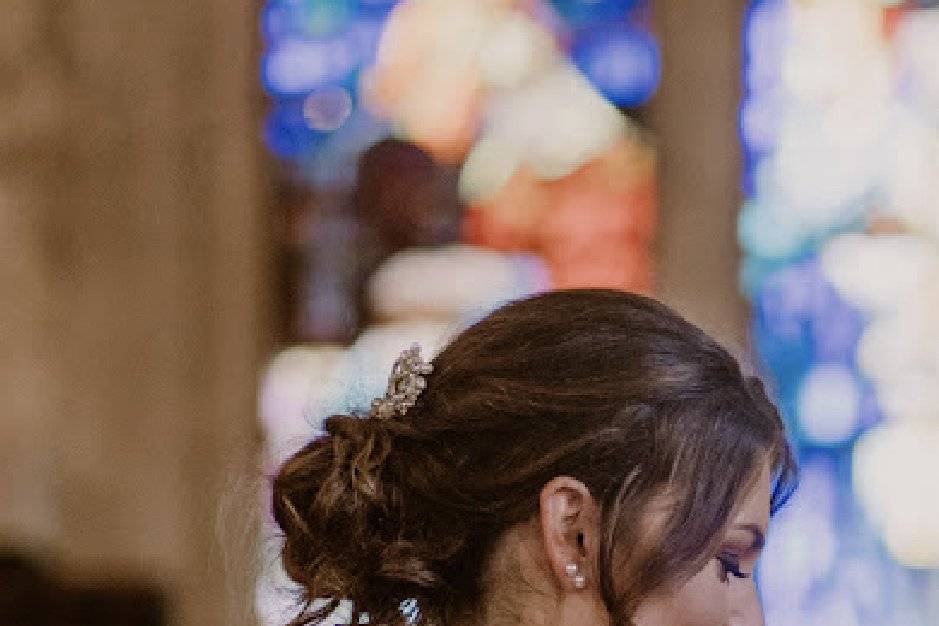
456,522,610,626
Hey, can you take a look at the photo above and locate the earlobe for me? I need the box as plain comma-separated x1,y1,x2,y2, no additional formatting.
565,563,587,589
539,476,599,592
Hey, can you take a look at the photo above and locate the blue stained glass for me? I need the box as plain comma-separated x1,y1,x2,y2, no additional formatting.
549,0,639,24
356,0,400,16
264,99,325,159
570,23,660,107
740,0,939,622
262,37,360,97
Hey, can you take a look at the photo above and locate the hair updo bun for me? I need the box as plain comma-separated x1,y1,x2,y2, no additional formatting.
270,289,798,626
272,412,466,626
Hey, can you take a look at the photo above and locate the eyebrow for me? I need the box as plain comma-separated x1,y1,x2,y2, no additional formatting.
735,524,766,551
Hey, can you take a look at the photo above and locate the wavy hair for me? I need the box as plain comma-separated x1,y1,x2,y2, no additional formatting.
272,289,797,626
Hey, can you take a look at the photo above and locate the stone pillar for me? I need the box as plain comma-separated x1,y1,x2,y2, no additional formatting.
651,0,752,362
0,0,71,555
0,1,268,625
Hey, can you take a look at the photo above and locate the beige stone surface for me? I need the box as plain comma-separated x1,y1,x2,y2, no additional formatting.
651,0,752,368
0,1,268,624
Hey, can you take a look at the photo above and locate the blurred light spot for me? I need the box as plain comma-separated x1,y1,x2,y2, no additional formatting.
548,0,638,24
261,1,300,41
770,124,878,227
263,38,358,96
820,234,939,313
809,296,863,363
796,363,862,445
477,11,556,89
854,421,939,568
884,106,939,241
367,245,546,321
459,135,523,203
264,100,319,158
344,18,386,66
755,261,815,341
854,293,939,425
743,0,787,95
259,345,346,462
737,198,806,260
739,93,781,157
570,24,660,107
491,63,625,180
303,86,353,131
299,0,355,38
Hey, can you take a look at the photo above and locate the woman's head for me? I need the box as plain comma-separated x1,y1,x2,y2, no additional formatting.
272,289,797,626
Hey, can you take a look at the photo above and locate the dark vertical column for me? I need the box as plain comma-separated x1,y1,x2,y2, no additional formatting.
650,0,752,362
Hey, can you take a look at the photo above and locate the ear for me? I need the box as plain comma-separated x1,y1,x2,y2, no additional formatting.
539,476,601,593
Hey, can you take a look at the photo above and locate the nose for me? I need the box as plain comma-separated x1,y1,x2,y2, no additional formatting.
729,579,765,626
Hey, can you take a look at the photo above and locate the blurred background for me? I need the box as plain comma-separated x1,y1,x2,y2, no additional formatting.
2,0,938,625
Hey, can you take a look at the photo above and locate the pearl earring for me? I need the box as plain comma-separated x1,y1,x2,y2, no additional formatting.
565,563,586,589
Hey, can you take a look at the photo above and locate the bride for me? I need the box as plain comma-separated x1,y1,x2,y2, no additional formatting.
272,289,797,626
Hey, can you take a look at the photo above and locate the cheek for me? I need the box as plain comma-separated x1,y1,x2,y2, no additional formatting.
633,562,730,626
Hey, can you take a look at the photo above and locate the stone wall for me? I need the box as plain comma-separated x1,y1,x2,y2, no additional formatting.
0,2,268,624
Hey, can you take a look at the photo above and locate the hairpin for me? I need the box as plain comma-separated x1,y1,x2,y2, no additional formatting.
368,343,434,419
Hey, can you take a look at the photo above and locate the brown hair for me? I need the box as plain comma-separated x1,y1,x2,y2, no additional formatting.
272,289,797,625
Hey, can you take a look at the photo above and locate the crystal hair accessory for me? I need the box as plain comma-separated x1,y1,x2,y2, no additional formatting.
368,343,434,419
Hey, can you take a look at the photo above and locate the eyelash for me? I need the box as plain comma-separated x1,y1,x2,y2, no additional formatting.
716,556,750,582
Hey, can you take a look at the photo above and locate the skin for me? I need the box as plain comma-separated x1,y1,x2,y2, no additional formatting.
631,463,771,626
472,463,772,626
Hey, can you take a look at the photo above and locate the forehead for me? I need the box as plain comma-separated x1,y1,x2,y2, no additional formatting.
637,461,772,535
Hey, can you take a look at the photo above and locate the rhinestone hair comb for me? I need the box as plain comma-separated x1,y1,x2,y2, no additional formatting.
367,343,434,419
